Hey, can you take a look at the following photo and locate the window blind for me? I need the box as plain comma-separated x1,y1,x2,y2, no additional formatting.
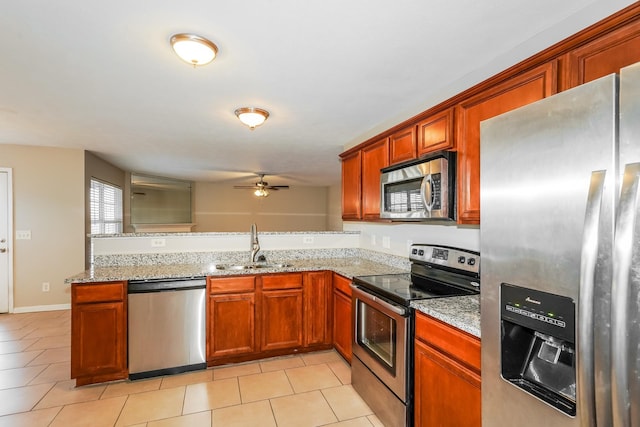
90,179,123,234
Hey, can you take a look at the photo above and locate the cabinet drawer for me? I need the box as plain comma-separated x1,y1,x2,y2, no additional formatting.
73,282,125,304
333,273,352,297
209,276,256,294
415,312,480,373
261,273,303,290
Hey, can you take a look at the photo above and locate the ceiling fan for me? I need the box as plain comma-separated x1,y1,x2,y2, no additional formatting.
233,174,290,197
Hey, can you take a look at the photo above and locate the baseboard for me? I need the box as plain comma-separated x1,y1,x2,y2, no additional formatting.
12,303,71,313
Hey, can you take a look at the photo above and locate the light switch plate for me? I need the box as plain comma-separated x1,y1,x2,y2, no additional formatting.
16,230,31,240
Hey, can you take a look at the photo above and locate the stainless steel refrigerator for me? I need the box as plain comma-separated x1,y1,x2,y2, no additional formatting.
480,61,640,427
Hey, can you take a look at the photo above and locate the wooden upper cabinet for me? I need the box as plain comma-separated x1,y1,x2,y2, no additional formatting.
563,19,640,90
361,138,389,220
456,61,558,224
341,150,362,220
389,126,416,164
417,108,454,156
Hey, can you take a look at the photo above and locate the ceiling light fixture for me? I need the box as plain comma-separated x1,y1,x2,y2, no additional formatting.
170,33,218,67
254,188,269,197
234,107,270,130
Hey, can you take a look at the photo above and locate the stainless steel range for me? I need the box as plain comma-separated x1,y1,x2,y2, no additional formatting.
351,244,480,427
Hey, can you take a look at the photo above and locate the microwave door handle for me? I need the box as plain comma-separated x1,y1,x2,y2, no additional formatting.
421,175,433,212
612,162,640,427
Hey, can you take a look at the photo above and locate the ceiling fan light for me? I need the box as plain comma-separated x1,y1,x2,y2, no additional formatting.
235,107,269,130
254,188,269,197
170,33,218,67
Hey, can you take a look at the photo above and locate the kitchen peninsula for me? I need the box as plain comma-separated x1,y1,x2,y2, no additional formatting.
67,231,480,389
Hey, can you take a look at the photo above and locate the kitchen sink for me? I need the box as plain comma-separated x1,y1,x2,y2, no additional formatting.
213,263,292,270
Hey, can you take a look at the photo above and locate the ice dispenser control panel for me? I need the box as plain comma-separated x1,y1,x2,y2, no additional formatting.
500,283,576,416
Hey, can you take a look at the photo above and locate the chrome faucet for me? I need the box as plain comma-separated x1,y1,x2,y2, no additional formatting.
250,223,260,263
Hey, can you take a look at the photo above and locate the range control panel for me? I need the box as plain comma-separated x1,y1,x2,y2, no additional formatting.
410,244,480,275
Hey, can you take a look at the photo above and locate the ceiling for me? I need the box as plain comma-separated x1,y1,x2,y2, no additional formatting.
0,1,634,187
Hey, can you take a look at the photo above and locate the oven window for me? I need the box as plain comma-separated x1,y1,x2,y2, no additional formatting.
384,178,424,212
357,300,396,372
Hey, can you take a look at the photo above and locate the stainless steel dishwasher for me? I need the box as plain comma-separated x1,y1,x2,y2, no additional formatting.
128,277,207,380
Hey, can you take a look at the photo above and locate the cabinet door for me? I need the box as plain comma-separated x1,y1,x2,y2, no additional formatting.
562,19,640,90
361,138,389,219
208,293,256,359
332,289,352,363
414,338,481,427
456,62,557,224
304,271,331,347
389,126,416,164
341,151,362,220
71,301,127,385
261,289,303,351
417,108,454,156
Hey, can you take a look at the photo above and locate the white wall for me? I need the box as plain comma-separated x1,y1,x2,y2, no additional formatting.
1,144,85,311
92,232,359,256
343,222,480,256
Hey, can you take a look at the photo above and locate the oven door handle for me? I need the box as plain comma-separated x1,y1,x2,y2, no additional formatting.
351,285,409,316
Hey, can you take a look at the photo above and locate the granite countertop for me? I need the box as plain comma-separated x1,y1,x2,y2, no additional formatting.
65,257,407,284
411,295,480,338
67,255,481,339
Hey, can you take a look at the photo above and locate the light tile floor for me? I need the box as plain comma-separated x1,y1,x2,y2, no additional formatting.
0,310,384,426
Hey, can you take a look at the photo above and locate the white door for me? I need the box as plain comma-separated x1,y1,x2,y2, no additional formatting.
0,170,11,313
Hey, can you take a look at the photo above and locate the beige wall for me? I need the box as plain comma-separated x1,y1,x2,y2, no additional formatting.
193,183,330,232
1,144,85,310
84,152,125,267
327,183,343,231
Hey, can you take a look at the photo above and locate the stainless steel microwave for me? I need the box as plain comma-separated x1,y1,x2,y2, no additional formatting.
380,151,456,221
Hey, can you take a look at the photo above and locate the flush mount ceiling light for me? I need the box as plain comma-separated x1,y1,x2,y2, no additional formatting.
234,107,270,130
170,33,218,67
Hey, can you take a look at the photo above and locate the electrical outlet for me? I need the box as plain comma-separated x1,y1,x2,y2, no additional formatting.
382,236,391,249
42,282,50,292
303,236,314,244
371,235,377,245
16,230,31,240
151,238,166,247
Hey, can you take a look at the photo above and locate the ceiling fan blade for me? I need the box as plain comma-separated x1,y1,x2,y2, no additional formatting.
267,185,289,190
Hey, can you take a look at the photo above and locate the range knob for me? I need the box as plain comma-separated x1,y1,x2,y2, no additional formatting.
467,258,476,266
418,250,424,256
412,248,418,255
458,256,466,264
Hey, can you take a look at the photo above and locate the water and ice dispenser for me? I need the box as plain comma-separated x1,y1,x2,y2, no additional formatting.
500,283,576,416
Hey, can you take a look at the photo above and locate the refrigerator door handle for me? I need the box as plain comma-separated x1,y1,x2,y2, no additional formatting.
578,170,606,427
612,162,640,427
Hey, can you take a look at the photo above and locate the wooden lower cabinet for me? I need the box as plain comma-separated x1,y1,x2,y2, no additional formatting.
303,271,332,346
332,273,353,363
414,312,481,427
261,289,303,351
207,276,256,361
414,339,481,427
71,281,127,386
209,292,256,358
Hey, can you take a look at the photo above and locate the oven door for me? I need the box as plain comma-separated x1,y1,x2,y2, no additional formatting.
351,285,409,401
